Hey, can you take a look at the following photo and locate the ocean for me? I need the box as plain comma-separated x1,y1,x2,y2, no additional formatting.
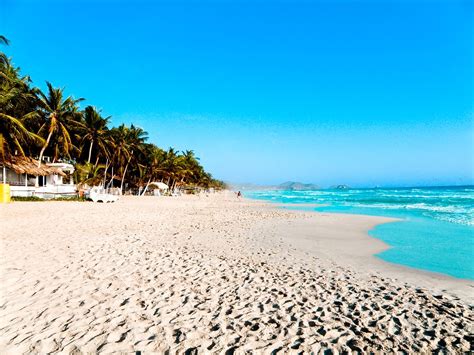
245,186,474,280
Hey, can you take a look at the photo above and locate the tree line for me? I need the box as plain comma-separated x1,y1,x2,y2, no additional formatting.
0,37,225,192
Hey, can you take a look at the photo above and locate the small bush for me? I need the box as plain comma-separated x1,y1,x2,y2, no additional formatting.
53,196,87,202
11,196,44,202
11,195,87,202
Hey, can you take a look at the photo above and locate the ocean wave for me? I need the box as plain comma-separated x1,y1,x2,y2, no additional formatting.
249,187,474,227
434,215,474,226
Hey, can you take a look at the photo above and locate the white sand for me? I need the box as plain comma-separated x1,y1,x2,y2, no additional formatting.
0,193,472,353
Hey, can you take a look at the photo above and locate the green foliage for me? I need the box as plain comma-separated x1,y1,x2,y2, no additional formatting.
1,37,225,191
11,195,87,202
11,195,44,201
52,196,87,202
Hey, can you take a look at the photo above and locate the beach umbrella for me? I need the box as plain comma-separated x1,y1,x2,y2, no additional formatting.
150,182,169,190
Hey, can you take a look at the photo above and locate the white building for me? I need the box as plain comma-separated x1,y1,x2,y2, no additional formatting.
1,156,76,199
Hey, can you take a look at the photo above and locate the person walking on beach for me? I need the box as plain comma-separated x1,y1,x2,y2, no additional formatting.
237,191,242,198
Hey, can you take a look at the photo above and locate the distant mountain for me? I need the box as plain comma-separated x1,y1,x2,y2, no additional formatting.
278,181,320,191
227,181,321,191
330,184,351,190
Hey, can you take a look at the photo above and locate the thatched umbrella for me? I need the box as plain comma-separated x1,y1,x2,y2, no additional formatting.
1,156,66,177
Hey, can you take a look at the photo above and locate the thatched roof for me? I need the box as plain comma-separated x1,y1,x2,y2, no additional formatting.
1,156,66,176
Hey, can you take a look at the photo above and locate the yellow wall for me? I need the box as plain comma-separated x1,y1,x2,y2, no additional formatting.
0,184,11,203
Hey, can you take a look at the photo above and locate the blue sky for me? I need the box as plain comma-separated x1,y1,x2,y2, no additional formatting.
2,0,473,186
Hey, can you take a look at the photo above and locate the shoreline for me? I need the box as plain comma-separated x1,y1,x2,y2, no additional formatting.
1,193,472,352
251,196,474,291
247,197,473,302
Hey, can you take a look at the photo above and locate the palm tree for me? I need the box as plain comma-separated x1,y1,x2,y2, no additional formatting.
74,162,107,187
108,125,130,188
127,124,148,153
77,105,110,164
0,35,10,69
138,144,166,195
0,36,9,46
161,147,185,189
179,150,201,185
1,39,225,191
108,124,148,192
0,112,42,159
120,124,148,191
0,53,42,159
36,82,83,166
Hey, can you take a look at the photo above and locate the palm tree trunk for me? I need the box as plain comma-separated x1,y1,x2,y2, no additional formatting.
103,158,109,187
110,167,113,188
38,130,53,168
87,140,94,164
120,159,131,193
141,178,152,196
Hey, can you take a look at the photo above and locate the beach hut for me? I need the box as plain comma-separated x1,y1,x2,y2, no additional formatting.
0,156,76,198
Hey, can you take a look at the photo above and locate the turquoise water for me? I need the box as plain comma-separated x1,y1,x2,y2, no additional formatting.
245,186,474,280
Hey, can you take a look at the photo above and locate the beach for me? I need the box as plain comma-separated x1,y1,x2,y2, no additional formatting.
0,193,472,353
